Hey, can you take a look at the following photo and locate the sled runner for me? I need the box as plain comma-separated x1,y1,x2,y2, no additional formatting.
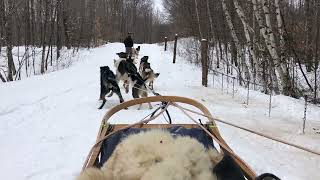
81,96,279,180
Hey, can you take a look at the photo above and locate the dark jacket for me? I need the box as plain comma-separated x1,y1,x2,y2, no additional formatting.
123,36,134,47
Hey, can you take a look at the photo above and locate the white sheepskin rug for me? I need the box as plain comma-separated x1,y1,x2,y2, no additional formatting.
77,130,223,180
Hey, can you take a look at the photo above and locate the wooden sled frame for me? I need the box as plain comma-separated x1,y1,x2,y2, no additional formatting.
82,96,256,180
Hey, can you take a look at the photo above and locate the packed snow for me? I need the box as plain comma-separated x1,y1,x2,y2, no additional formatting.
0,42,319,180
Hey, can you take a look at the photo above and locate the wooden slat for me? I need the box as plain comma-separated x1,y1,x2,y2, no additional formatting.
85,122,110,169
112,124,199,130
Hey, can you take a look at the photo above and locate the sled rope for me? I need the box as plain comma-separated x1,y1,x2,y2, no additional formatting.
175,105,320,156
129,79,159,96
172,102,256,177
123,89,318,157
129,81,172,123
162,112,171,124
130,84,318,156
82,102,171,170
149,104,172,124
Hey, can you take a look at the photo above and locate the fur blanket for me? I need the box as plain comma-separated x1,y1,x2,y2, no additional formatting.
77,130,223,180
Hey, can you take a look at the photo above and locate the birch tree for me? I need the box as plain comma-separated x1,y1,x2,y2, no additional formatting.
233,0,262,86
252,0,284,93
221,0,250,83
164,0,318,98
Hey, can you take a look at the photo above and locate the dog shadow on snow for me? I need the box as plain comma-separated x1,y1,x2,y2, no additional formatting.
97,99,154,110
96,99,120,109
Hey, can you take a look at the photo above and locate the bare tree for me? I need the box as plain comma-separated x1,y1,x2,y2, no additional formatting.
221,0,249,83
233,0,262,86
194,0,202,38
5,0,17,81
314,0,320,101
304,0,313,72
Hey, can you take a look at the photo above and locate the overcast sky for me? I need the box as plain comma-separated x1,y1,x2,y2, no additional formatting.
153,0,164,11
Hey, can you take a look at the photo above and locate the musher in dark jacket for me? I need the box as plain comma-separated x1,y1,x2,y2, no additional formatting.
123,33,134,56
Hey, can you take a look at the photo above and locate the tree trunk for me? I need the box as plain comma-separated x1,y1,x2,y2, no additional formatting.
0,70,6,82
62,2,71,49
0,0,5,55
221,0,249,83
88,0,97,47
233,0,261,84
6,47,14,81
5,1,16,81
56,0,62,60
31,0,36,46
41,0,49,74
206,0,215,42
50,0,56,66
275,0,286,65
253,0,291,94
314,1,320,101
194,0,202,38
304,0,313,72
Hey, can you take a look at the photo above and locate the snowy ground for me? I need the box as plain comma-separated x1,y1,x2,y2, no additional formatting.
0,43,320,180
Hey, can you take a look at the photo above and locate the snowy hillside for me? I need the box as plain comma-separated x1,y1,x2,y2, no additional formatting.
0,43,320,180
0,47,87,82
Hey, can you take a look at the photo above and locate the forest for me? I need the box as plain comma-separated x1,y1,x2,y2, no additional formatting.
0,0,319,101
163,0,320,100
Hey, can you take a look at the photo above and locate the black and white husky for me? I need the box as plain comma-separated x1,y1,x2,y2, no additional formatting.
131,46,140,64
99,66,124,109
139,56,160,90
114,53,137,93
131,73,153,110
139,56,149,73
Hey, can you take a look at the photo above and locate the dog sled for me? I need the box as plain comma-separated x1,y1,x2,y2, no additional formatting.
81,96,280,180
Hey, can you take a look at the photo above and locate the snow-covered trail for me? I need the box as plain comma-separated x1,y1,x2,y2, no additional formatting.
0,43,319,180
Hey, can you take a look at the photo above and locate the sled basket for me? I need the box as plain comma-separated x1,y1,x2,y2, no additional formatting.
82,96,257,180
